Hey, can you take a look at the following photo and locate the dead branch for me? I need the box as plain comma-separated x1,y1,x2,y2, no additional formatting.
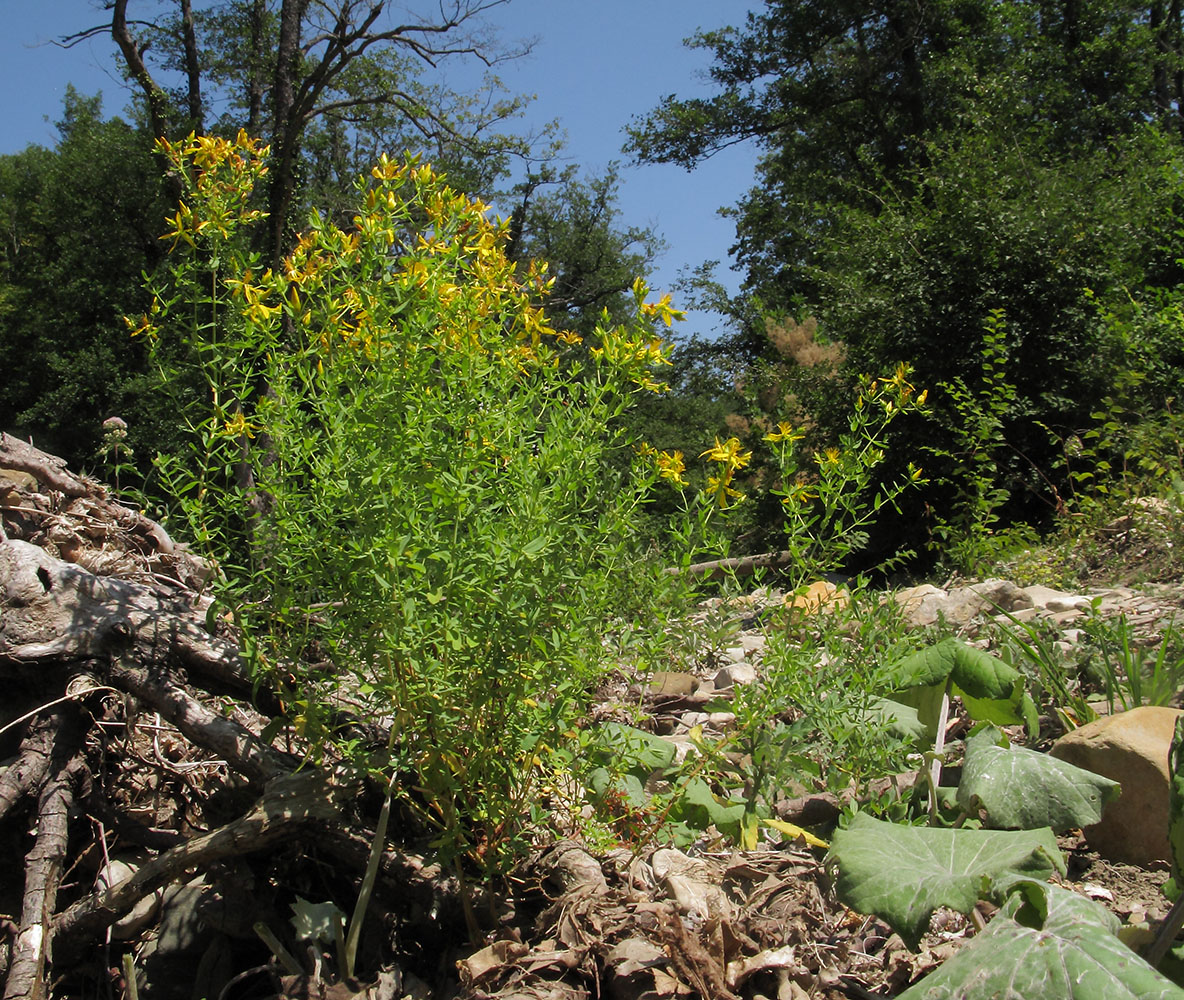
0,709,73,823
103,659,294,785
0,434,92,499
3,712,87,1000
667,550,798,582
52,769,356,960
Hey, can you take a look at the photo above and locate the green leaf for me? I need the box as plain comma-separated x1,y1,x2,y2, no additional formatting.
899,880,1184,999
885,639,1034,734
1170,716,1184,885
865,696,928,741
957,726,1120,832
290,896,346,945
828,812,1065,949
672,777,747,837
596,723,677,775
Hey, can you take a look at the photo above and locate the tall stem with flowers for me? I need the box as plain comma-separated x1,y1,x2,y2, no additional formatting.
762,363,929,588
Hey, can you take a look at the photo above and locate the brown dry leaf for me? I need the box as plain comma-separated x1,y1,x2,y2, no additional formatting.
725,944,800,990
457,940,530,987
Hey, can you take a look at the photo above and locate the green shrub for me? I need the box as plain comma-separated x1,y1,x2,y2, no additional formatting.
137,132,702,873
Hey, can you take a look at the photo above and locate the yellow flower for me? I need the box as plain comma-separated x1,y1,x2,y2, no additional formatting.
701,436,752,471
764,422,804,444
706,473,745,509
222,410,255,439
656,450,687,487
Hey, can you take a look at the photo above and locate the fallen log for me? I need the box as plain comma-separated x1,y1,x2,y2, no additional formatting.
3,710,87,1000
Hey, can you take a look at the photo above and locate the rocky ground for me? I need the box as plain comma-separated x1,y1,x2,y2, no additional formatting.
2,435,1184,1000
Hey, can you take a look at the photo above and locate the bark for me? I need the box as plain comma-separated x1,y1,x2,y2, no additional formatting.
0,711,71,824
180,0,204,128
103,659,295,785
2,711,86,1000
110,0,170,140
245,0,267,134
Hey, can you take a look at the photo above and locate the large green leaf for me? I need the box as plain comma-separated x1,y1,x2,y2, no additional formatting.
957,726,1121,832
884,639,1038,734
899,879,1184,999
828,813,1065,949
1170,716,1184,887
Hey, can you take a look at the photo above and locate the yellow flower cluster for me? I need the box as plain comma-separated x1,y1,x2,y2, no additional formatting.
142,138,681,400
701,436,752,508
156,131,269,250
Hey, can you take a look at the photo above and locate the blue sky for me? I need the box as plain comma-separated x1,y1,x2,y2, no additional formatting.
0,1,760,337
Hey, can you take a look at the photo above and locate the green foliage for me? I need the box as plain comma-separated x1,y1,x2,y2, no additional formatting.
926,309,1022,574
1080,612,1184,713
829,765,1184,995
898,879,1184,1000
989,610,1102,732
141,133,696,874
883,638,1040,739
957,726,1120,832
0,90,173,472
761,363,928,585
631,2,1184,564
829,812,1066,949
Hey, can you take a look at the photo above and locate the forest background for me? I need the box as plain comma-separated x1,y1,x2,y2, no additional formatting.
4,0,1184,580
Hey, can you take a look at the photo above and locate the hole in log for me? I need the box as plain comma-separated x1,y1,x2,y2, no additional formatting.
36,566,52,592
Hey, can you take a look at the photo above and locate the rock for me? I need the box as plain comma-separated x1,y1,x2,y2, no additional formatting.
1049,706,1184,865
787,580,848,616
647,671,698,696
1021,584,1090,612
714,662,758,689
97,858,161,939
940,579,1031,625
894,584,947,627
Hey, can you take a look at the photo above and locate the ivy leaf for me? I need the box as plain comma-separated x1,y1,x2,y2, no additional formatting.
899,879,1184,999
828,813,1065,949
957,725,1120,831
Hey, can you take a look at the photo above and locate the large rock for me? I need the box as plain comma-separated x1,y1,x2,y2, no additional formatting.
1050,706,1184,865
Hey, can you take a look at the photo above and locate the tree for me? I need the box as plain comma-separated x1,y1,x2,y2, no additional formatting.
627,1,1184,565
626,1,1184,308
505,164,665,337
0,91,173,470
63,0,528,264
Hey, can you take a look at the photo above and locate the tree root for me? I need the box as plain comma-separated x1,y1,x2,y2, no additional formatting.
0,439,454,997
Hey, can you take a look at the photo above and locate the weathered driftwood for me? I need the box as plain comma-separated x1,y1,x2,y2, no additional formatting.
1,431,177,555
0,438,431,997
